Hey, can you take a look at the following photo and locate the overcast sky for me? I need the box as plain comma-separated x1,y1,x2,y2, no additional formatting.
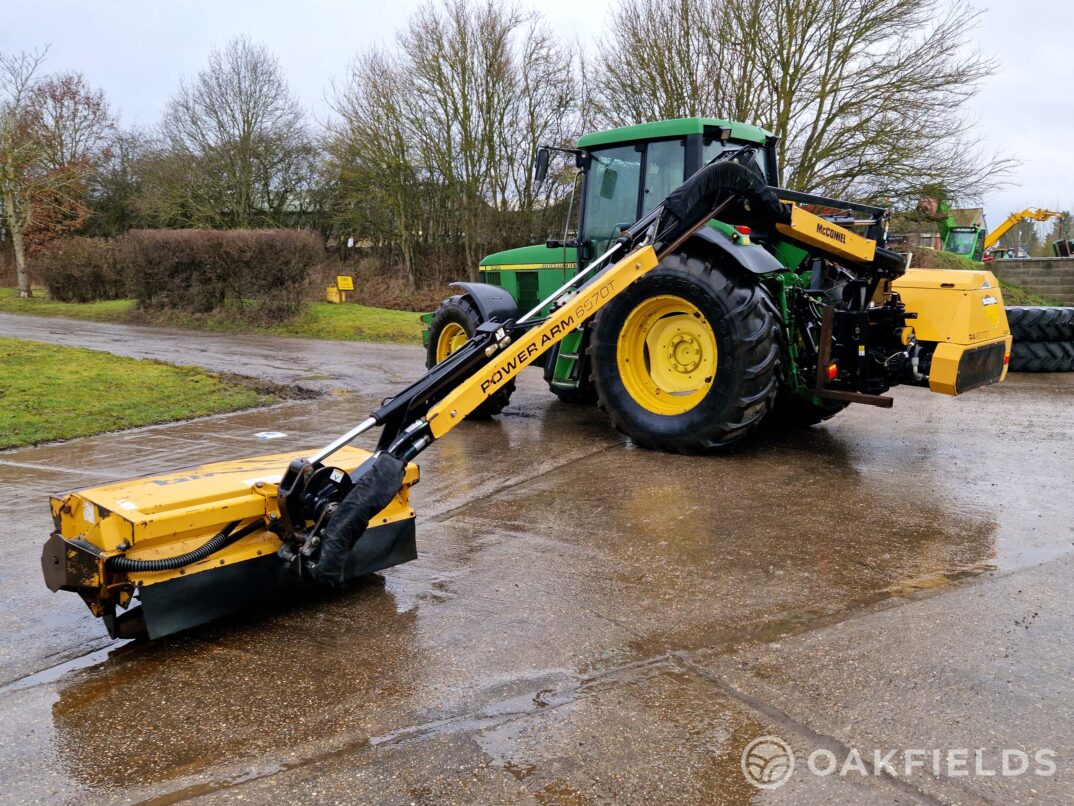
3,0,1069,232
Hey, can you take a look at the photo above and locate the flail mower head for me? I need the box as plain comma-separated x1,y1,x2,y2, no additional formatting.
42,447,418,639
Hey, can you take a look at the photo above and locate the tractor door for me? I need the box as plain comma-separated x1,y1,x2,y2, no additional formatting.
550,138,686,400
580,138,686,258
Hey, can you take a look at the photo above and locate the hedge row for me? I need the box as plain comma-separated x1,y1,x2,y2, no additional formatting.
34,238,125,303
32,229,322,318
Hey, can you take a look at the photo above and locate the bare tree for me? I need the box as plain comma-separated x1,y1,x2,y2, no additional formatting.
29,71,114,171
1,51,115,297
156,37,313,228
0,50,46,296
756,0,1012,202
592,0,765,128
396,0,522,278
502,18,581,218
85,127,150,236
326,0,584,286
328,51,425,289
591,0,1011,205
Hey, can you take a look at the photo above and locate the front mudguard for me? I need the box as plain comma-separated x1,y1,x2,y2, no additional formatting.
448,281,519,322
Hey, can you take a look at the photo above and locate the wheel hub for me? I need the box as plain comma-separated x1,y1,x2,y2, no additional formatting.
667,332,703,373
616,295,718,415
436,322,470,363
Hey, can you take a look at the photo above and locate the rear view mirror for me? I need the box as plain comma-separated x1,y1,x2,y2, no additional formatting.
600,169,618,199
535,147,550,183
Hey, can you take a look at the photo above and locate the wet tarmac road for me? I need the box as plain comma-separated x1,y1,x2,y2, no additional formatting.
1,312,1073,804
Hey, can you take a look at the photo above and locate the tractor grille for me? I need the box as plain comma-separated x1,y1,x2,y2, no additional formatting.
484,270,501,286
516,271,540,314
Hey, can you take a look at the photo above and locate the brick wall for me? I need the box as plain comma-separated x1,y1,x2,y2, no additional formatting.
990,258,1074,305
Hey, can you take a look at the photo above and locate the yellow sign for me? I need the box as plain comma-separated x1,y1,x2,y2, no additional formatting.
336,275,354,291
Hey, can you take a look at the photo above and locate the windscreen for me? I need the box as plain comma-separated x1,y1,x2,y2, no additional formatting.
946,229,978,255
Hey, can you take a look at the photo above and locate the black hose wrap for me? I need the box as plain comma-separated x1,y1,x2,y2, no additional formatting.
98,519,265,573
309,451,406,587
659,160,791,245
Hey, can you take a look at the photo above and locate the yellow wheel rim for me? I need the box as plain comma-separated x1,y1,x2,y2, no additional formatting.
435,322,470,363
616,295,717,415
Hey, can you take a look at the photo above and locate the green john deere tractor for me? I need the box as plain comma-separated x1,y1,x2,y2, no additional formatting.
46,120,1015,638
422,117,1009,452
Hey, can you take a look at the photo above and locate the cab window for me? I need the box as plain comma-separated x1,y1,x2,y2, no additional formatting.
582,138,685,253
582,144,642,253
643,138,686,214
946,229,978,255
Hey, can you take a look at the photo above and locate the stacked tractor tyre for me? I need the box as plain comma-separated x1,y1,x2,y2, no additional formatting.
1006,307,1074,372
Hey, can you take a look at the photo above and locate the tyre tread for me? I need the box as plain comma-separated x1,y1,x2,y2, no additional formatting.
1006,306,1074,342
1009,340,1074,372
592,251,783,453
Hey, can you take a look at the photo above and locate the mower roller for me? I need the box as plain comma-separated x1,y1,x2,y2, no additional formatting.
42,148,1012,639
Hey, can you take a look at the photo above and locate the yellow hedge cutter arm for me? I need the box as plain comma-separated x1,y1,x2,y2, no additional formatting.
42,153,775,638
40,151,939,639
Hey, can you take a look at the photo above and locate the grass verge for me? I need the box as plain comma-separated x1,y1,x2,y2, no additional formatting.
0,288,424,344
0,287,130,322
998,281,1059,307
0,337,290,449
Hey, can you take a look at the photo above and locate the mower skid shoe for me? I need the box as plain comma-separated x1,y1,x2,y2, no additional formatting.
311,452,406,587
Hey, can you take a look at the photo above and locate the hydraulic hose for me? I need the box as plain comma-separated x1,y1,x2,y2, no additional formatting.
77,519,266,573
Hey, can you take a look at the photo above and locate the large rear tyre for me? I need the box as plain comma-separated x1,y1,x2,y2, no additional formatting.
1006,307,1074,342
426,295,515,417
591,251,783,453
1008,340,1074,372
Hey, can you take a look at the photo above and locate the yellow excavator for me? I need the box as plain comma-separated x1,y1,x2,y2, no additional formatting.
41,148,1012,639
986,208,1064,252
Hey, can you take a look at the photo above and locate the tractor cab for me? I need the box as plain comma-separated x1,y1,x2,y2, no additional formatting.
573,121,777,257
943,225,985,262
474,118,779,318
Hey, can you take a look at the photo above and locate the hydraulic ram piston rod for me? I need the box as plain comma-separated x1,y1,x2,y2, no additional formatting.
308,416,378,465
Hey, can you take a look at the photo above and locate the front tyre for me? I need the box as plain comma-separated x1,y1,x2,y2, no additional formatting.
426,295,515,418
591,251,782,453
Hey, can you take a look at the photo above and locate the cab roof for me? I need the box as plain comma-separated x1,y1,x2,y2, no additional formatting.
576,117,773,149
